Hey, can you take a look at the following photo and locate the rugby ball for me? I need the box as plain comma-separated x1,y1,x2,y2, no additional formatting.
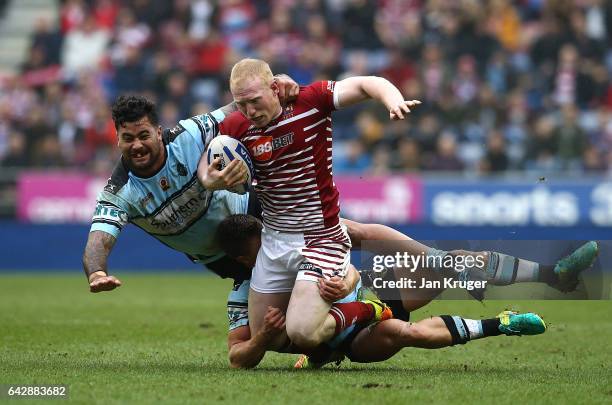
206,135,254,195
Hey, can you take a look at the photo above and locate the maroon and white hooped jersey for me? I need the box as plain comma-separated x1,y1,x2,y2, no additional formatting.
219,81,343,235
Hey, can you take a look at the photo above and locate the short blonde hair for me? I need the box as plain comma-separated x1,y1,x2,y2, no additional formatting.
230,58,274,92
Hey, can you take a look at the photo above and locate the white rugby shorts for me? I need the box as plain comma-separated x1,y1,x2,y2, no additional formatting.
249,223,352,293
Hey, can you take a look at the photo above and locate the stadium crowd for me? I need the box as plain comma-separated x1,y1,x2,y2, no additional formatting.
0,0,611,176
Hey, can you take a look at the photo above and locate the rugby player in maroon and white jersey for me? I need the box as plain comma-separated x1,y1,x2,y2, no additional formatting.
199,58,421,351
199,58,597,357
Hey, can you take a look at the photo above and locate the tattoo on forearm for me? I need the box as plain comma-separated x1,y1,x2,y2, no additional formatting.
82,231,116,278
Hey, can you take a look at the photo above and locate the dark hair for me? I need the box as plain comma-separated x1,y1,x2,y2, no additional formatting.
111,95,159,130
215,214,263,258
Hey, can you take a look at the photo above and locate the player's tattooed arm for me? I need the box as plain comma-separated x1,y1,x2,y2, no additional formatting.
82,231,122,293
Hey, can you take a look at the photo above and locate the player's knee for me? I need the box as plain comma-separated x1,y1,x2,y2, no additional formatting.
287,327,321,349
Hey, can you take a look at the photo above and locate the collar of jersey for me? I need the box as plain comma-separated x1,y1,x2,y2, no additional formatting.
123,141,169,180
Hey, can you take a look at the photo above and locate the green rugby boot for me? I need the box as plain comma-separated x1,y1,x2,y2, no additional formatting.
363,299,393,322
497,310,546,336
553,241,599,293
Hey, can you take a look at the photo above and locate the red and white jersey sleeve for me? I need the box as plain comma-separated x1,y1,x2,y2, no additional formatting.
218,81,343,235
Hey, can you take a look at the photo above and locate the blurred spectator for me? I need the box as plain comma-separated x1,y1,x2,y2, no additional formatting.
525,116,560,172
582,144,606,172
160,71,195,118
93,0,119,32
20,46,48,75
60,0,86,34
30,18,63,66
452,55,480,104
190,29,230,77
218,0,258,53
159,101,180,129
420,43,450,104
413,112,441,158
480,130,509,173
424,131,465,172
369,144,392,175
131,0,171,27
31,134,66,168
84,105,115,155
554,104,587,170
552,44,595,108
145,51,173,97
334,139,371,174
1,132,29,167
393,137,421,172
57,105,84,164
529,17,570,69
342,0,382,50
569,8,605,62
61,15,110,75
21,106,54,161
355,111,384,147
487,0,522,52
113,46,146,94
110,7,151,64
380,49,415,93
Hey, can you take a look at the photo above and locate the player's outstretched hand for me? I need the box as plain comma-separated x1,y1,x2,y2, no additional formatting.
261,306,286,340
389,99,421,121
89,272,122,293
275,74,299,105
318,276,351,302
201,157,248,190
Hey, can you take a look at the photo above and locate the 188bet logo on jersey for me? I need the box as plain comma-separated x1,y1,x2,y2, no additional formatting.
251,136,273,161
250,133,294,162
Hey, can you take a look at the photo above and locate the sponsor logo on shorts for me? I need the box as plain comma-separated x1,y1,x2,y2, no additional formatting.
298,262,323,278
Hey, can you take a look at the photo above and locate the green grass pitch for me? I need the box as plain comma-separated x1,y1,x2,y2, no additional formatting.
1,273,611,404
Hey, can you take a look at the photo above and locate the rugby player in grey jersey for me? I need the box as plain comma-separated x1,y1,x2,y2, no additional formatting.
215,214,550,369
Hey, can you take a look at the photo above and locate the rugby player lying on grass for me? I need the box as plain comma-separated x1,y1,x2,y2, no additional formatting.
216,214,550,369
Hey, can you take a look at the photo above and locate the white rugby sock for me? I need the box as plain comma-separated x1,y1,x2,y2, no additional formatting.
485,252,540,285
